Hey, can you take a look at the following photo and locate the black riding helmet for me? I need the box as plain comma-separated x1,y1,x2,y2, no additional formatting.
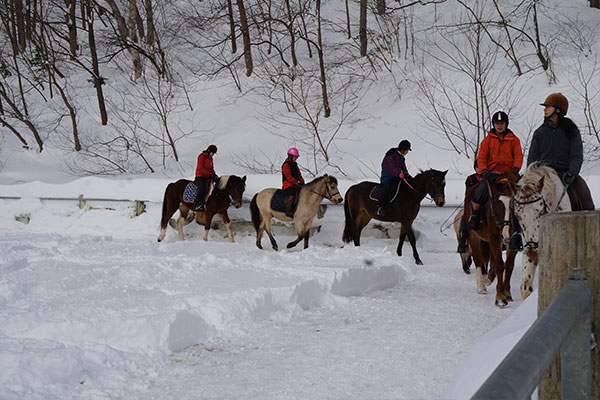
398,140,412,152
492,111,509,126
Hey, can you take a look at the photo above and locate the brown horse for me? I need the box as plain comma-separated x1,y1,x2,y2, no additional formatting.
250,175,343,250
453,209,490,275
463,172,518,307
342,169,447,265
157,175,246,242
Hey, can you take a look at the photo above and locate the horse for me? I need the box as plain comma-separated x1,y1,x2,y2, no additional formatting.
342,169,447,265
463,172,518,307
250,174,343,250
509,164,571,300
157,175,247,242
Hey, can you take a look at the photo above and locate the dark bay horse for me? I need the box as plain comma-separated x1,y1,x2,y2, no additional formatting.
250,175,343,250
342,169,447,265
463,172,518,307
157,175,246,242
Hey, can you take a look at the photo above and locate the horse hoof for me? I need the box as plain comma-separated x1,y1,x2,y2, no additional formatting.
286,243,294,249
416,260,423,265
463,266,471,274
495,299,509,308
256,243,263,250
273,245,279,251
478,287,487,294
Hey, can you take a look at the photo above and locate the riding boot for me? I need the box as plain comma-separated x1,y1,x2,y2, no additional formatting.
457,230,468,253
509,233,523,251
468,207,481,230
285,196,295,218
376,203,386,217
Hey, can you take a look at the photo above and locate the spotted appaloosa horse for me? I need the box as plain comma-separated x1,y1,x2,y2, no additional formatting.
509,164,570,299
463,172,518,307
157,175,246,242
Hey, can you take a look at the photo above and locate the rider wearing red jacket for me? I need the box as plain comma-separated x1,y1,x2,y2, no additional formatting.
282,147,305,217
194,145,218,211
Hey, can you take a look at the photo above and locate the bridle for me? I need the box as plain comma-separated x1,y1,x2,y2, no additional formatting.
307,178,341,201
402,175,444,204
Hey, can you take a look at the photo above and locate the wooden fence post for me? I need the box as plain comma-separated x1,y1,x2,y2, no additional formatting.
538,211,600,399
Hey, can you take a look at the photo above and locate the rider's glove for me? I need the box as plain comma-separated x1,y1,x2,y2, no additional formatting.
563,171,576,185
398,172,405,179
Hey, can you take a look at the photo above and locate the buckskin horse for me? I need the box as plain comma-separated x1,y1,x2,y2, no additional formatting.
157,175,247,242
509,163,571,300
250,175,343,250
463,171,518,307
342,169,447,265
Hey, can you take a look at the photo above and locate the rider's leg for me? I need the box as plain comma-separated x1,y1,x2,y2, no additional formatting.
193,177,207,211
457,214,469,253
468,180,487,230
508,206,523,251
572,175,596,210
283,187,296,217
377,180,395,216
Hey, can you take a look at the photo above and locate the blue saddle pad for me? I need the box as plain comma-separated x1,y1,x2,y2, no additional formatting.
270,189,287,212
183,182,198,203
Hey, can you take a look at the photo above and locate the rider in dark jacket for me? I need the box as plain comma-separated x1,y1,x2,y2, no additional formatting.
527,93,595,210
377,140,412,217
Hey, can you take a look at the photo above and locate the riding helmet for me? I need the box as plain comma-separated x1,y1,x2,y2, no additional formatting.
287,147,300,157
206,144,218,153
492,111,509,126
398,140,411,152
540,92,569,115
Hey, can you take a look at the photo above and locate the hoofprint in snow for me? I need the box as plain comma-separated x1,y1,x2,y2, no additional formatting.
0,193,532,400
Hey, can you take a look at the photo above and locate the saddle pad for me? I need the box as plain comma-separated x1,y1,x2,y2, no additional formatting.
270,189,287,212
369,182,401,202
182,181,214,204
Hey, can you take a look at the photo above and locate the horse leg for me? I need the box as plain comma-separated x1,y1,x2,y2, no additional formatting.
287,235,303,249
397,227,406,257
157,200,180,242
520,248,539,300
203,212,214,241
489,239,507,307
177,207,189,241
263,216,278,251
401,224,422,265
303,232,309,249
219,212,235,243
469,236,487,294
503,250,517,302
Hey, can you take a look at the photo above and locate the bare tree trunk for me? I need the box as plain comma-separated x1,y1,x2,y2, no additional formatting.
532,1,549,70
284,0,297,66
68,0,77,57
345,0,351,39
591,0,600,8
51,71,81,151
87,0,108,125
0,82,43,151
128,0,142,80
143,0,155,45
236,0,253,76
15,0,26,51
359,0,367,56
316,0,330,118
226,0,237,53
0,115,30,149
376,0,386,15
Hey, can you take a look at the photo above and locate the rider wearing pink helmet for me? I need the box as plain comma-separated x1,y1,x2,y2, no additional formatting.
282,147,305,217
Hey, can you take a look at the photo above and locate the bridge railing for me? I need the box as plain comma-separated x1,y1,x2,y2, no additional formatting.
472,268,592,400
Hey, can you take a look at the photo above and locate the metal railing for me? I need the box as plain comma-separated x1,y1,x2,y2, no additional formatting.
472,268,591,400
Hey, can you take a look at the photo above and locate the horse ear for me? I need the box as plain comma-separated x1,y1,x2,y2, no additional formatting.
537,175,545,190
242,176,247,183
443,170,448,176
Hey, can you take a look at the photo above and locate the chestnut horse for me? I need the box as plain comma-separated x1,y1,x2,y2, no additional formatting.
463,172,518,307
509,164,571,300
342,169,447,265
250,175,343,250
157,175,246,242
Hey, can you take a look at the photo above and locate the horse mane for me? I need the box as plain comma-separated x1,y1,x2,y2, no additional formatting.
217,175,231,190
519,163,562,204
306,175,337,187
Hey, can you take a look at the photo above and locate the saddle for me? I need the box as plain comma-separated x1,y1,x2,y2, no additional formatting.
369,181,401,203
270,189,298,213
182,181,214,205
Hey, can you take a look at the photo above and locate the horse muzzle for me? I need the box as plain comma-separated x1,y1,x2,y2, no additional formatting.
233,200,242,208
333,196,343,205
435,196,445,207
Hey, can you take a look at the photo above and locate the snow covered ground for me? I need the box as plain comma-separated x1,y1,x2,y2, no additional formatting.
0,177,538,399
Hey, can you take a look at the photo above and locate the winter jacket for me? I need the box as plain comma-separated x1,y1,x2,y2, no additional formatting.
477,129,523,174
381,149,411,184
527,119,584,176
195,151,216,178
282,158,304,190
465,173,483,192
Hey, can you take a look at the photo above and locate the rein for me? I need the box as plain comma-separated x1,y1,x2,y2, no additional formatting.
306,179,340,201
402,176,442,203
486,180,511,230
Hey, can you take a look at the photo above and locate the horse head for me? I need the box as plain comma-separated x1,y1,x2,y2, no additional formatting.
322,174,343,204
424,169,447,207
223,175,246,208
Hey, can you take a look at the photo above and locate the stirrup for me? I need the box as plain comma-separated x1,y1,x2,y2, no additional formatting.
376,206,386,216
509,233,523,251
468,214,480,230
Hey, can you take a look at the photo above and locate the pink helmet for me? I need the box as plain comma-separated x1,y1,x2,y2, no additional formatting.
287,147,300,157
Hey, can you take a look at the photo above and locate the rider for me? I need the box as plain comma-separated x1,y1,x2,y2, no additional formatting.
457,159,483,253
527,92,595,210
193,144,218,211
468,111,523,249
282,147,305,217
377,140,412,217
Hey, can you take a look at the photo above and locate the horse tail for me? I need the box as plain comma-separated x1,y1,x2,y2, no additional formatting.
342,189,354,243
160,182,173,229
250,193,262,233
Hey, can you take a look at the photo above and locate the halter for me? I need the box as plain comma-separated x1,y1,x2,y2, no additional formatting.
402,176,443,204
307,177,340,201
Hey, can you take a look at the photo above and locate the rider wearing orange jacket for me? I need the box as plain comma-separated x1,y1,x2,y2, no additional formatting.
282,147,305,217
193,145,218,211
